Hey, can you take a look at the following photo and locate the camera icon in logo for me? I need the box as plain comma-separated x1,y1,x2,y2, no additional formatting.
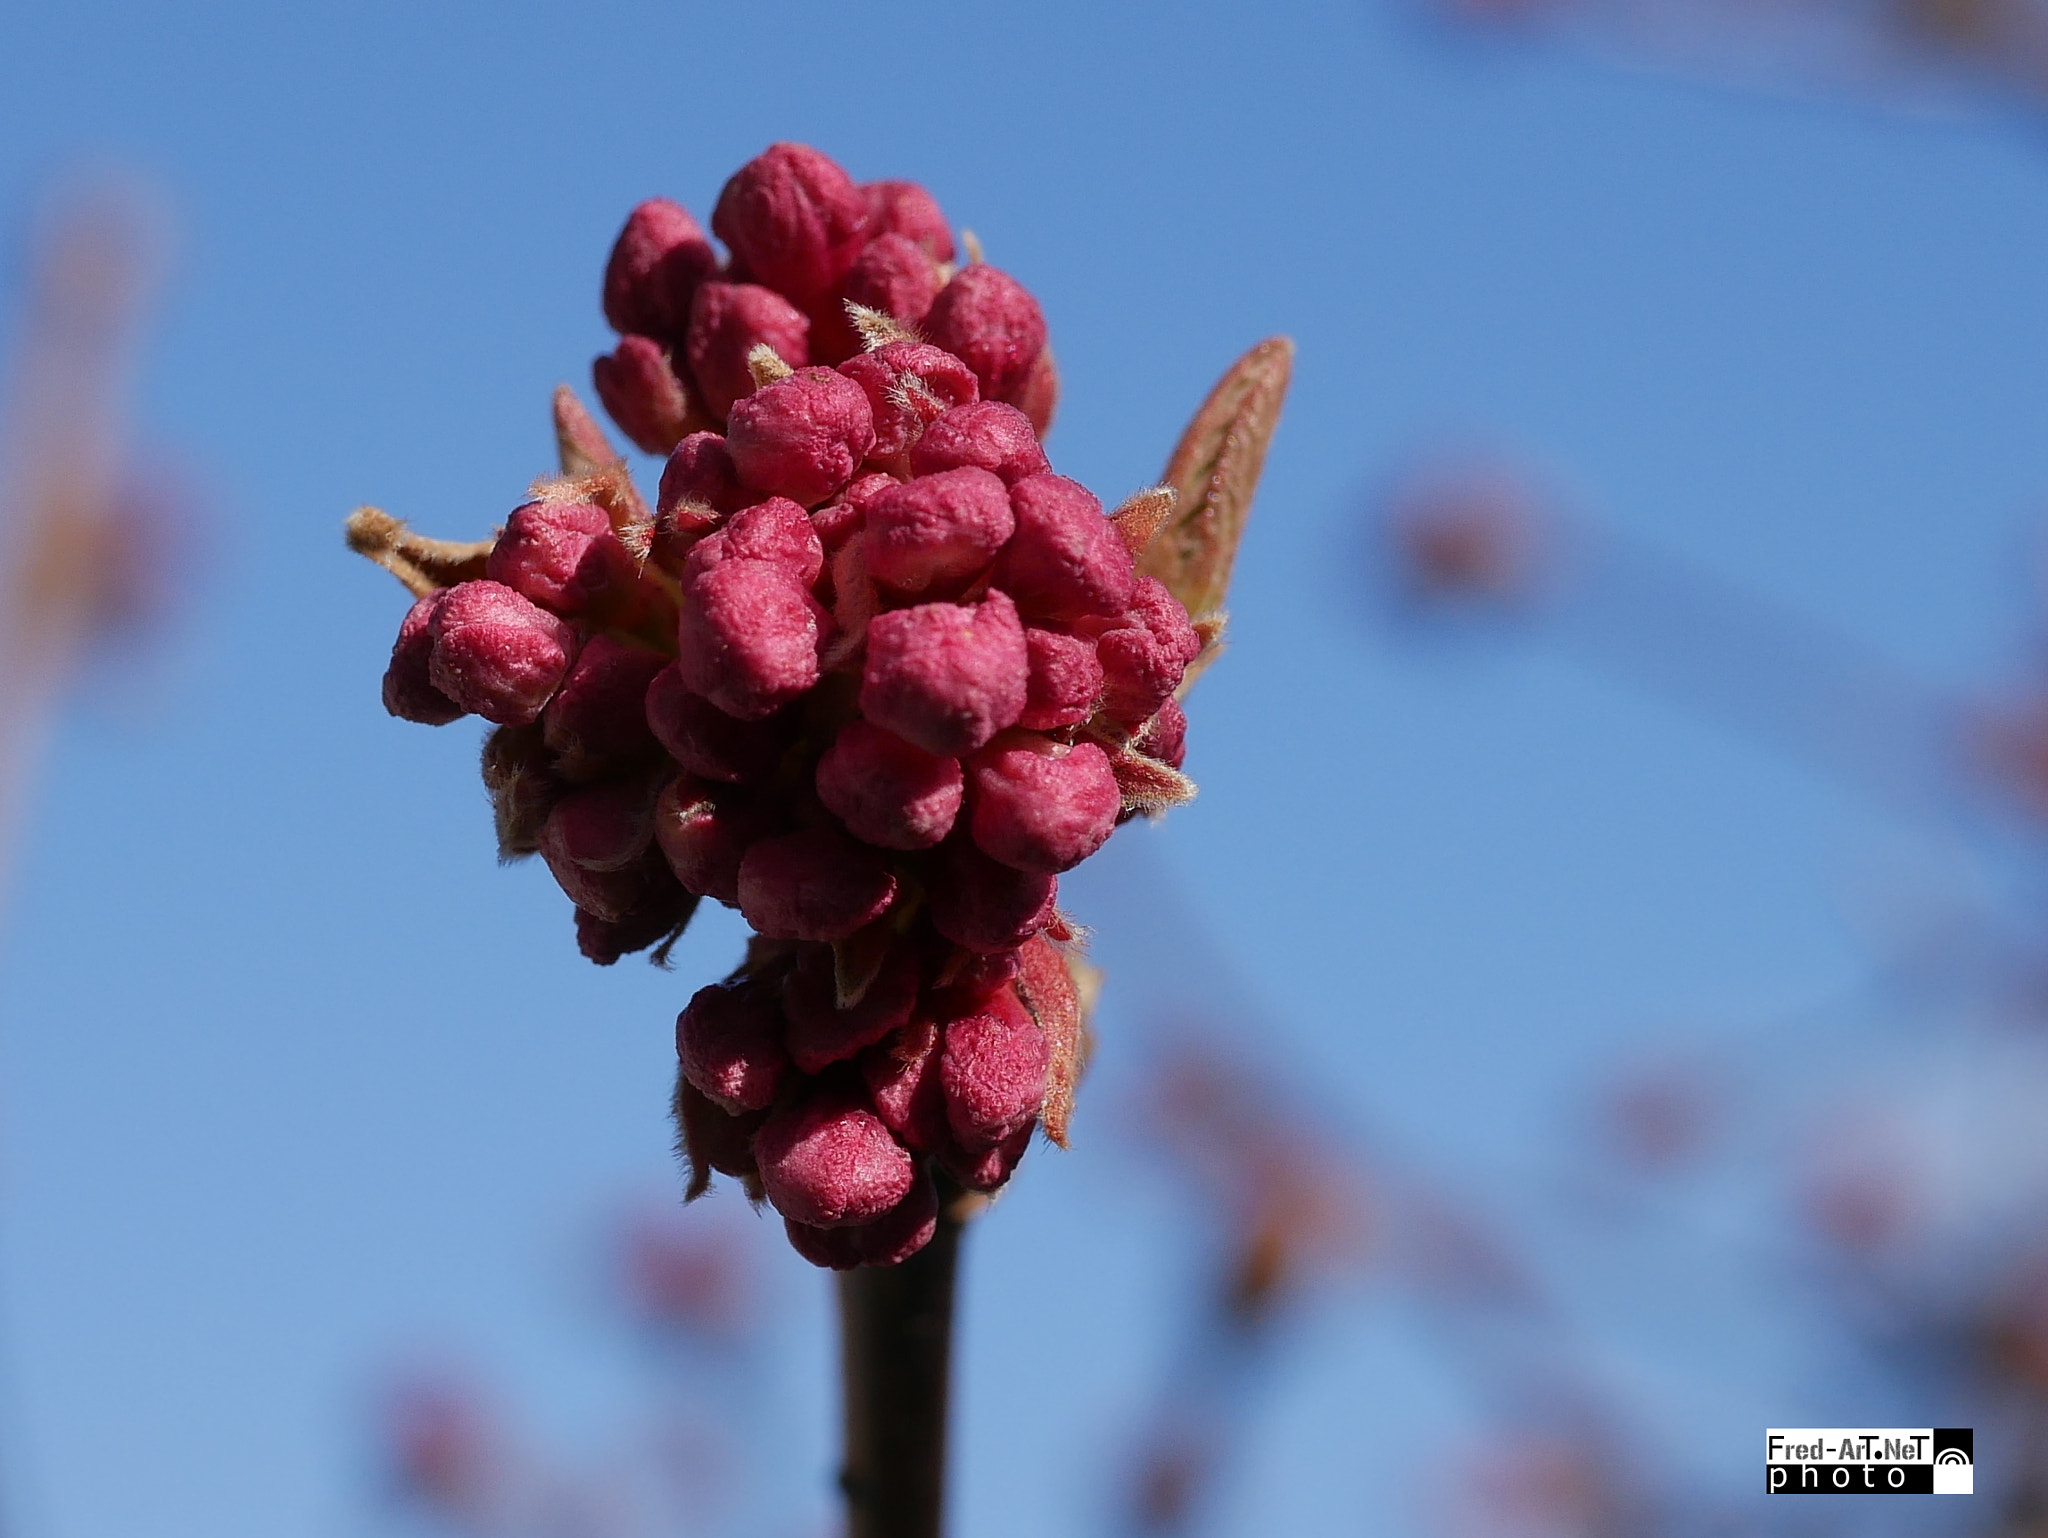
1933,1431,1973,1496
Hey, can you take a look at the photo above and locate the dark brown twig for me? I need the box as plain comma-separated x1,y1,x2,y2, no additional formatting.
836,1199,968,1538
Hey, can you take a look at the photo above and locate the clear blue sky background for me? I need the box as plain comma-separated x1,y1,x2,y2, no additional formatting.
1,1,2044,1534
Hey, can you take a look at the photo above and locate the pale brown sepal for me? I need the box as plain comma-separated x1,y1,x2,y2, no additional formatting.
960,230,985,266
1110,486,1177,561
344,507,491,598
833,919,896,1011
746,344,794,387
1143,336,1293,623
845,301,919,351
1178,613,1228,695
526,462,650,534
1109,744,1197,818
1015,935,1084,1148
552,384,624,477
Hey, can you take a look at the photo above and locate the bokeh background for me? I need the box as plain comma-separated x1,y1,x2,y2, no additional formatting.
5,0,2048,1534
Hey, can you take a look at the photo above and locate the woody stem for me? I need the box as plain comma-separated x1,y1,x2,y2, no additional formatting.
836,1200,965,1538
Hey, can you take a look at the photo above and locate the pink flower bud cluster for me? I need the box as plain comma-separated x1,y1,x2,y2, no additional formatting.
377,147,1200,1269
591,143,1057,457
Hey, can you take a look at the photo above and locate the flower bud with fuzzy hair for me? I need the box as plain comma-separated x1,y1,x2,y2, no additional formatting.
737,827,898,941
860,590,1028,757
781,940,921,1073
675,559,826,720
967,734,1120,873
539,775,662,874
652,778,773,906
842,234,944,329
925,836,1057,953
384,590,464,724
862,1021,948,1153
924,265,1047,403
725,367,876,508
863,467,1013,598
542,635,667,775
861,180,954,262
1019,626,1103,730
938,1125,1033,1193
1135,696,1188,769
815,719,964,850
940,986,1048,1150
487,500,638,621
1095,575,1203,727
785,1169,939,1269
593,336,694,455
995,473,1134,622
676,980,788,1114
755,1086,916,1228
686,281,810,422
839,343,979,462
656,431,747,519
428,580,579,727
645,665,793,783
713,144,870,308
683,497,825,589
909,401,1049,485
603,199,717,342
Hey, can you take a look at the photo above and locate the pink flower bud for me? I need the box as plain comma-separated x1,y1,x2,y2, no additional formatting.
923,265,1047,403
940,987,1048,1150
603,198,717,342
539,774,661,874
593,336,693,455
383,590,464,724
576,878,697,966
685,281,811,422
1095,576,1203,726
1134,696,1187,769
712,144,870,307
736,827,898,941
542,635,667,774
860,590,1028,757
815,719,964,850
487,499,637,620
676,1080,767,1180
862,1021,948,1152
1019,626,1103,730
812,470,900,551
645,665,793,783
781,940,920,1072
838,343,979,461
967,734,1120,873
925,835,1057,953
1013,347,1058,437
652,778,772,905
725,368,876,508
542,844,663,923
657,432,747,519
842,233,943,329
861,180,954,262
785,1170,938,1269
995,473,1135,622
428,580,578,727
682,497,825,589
863,467,1013,597
908,401,1049,485
675,559,825,720
676,980,788,1114
938,1125,1032,1193
755,1087,915,1228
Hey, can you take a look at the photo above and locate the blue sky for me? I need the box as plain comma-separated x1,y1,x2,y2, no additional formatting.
2,1,2046,1533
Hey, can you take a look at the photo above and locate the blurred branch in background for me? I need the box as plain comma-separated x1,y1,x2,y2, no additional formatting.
0,181,183,916
1419,0,2048,121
